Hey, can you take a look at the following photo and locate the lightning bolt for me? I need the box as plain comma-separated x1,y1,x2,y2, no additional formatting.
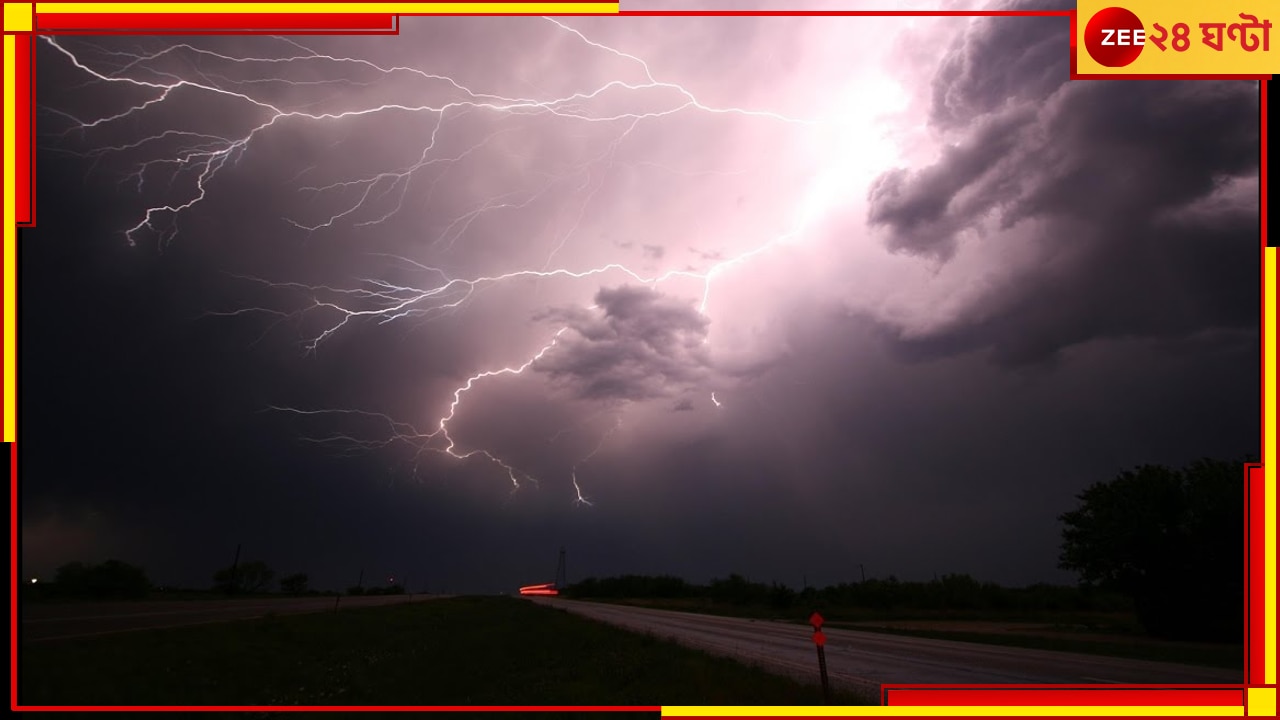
45,18,863,504
568,410,626,507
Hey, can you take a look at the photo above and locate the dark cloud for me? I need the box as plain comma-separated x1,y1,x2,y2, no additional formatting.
20,13,1257,596
866,106,1033,259
866,12,1259,365
534,285,712,401
928,1,1074,130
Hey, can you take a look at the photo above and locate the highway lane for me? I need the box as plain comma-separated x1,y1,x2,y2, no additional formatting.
21,594,446,642
531,598,1242,690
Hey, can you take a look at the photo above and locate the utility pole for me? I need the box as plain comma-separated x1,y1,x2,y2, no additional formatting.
555,547,567,589
858,564,866,583
357,567,364,590
228,544,242,596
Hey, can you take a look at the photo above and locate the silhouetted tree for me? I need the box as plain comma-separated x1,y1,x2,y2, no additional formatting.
562,571,1131,618
54,562,89,591
769,581,796,610
565,574,697,599
53,560,150,600
938,574,984,610
213,560,275,594
280,572,309,595
1059,458,1245,641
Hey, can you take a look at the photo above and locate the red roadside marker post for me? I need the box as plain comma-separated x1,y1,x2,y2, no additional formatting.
809,611,830,704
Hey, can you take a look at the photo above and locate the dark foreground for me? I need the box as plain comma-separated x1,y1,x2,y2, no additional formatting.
20,596,869,706
21,594,438,642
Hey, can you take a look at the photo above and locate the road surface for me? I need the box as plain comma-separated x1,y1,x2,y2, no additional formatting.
531,598,1242,690
21,594,444,642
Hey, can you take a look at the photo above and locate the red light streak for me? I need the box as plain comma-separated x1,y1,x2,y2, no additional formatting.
518,582,559,596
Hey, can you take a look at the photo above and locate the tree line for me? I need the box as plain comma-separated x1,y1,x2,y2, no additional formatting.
566,573,1132,615
567,457,1247,643
26,559,407,601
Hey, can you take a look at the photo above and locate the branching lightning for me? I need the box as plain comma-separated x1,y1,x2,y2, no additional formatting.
45,18,862,504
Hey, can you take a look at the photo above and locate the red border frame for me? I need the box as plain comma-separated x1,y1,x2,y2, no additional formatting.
34,12,400,32
1248,463,1267,686
8,442,16,711
5,3,1270,714
12,33,29,226
18,705,659,712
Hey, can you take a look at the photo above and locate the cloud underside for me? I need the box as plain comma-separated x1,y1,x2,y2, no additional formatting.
534,285,713,401
865,7,1258,365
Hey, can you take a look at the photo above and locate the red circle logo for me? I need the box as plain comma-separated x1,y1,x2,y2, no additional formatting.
1084,7,1145,67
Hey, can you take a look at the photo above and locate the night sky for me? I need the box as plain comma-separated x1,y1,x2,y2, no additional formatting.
20,2,1260,595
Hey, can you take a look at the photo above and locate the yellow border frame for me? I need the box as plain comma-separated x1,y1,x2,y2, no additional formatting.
3,29,15,442
1266,249,1277,689
666,707,1247,717
34,3,619,14
1,2,1274,717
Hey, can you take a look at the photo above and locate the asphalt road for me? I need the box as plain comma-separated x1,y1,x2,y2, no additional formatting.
21,594,444,642
531,598,1243,690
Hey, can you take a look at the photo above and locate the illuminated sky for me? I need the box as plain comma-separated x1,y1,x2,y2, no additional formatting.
21,3,1259,593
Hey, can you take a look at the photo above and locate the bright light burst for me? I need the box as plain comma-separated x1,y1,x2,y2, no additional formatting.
43,17,906,504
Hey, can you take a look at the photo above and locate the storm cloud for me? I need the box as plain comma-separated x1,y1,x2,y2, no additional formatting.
865,11,1259,364
20,7,1259,595
535,285,712,401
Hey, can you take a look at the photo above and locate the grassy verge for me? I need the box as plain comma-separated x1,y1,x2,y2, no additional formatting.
20,596,871,706
828,625,1243,670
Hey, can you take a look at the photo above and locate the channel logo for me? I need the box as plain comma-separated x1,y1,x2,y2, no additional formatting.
1084,7,1146,67
1076,1,1275,76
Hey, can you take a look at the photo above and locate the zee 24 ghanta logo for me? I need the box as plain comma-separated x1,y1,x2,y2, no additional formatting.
1084,6,1272,67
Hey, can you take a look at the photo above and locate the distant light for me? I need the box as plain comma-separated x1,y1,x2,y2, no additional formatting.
388,577,394,583
518,582,559,596
29,578,37,584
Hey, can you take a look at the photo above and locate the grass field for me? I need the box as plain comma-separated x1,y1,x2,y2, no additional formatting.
20,596,870,707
